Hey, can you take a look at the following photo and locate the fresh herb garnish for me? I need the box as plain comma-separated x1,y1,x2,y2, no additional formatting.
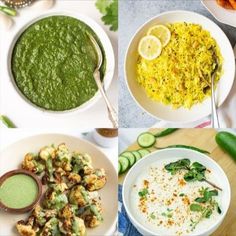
190,203,203,212
96,0,118,31
195,188,218,203
189,187,222,230
138,188,148,198
179,193,185,197
164,159,222,191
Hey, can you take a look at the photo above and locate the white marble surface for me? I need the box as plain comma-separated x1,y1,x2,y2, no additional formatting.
119,0,236,128
0,0,118,128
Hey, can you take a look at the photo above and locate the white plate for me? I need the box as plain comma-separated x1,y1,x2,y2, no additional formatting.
0,134,117,236
123,148,231,236
125,10,235,124
201,0,236,27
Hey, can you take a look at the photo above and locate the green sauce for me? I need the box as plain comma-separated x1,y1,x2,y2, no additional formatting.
12,16,106,111
0,174,38,209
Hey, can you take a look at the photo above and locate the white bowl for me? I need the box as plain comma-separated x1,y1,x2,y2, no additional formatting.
8,12,115,115
0,133,117,236
122,148,231,236
125,10,235,123
201,0,236,27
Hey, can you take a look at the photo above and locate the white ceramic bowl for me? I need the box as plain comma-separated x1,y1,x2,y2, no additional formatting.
201,0,236,27
125,10,235,123
8,12,115,114
0,133,117,236
122,148,231,236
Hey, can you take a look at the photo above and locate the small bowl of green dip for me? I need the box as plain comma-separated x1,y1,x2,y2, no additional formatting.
8,12,115,113
0,169,42,213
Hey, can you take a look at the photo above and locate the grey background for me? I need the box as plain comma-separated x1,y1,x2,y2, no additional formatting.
119,0,236,128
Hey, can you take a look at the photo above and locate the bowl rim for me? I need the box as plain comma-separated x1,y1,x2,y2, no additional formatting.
0,169,42,213
0,132,118,235
122,148,231,236
8,11,115,115
124,10,235,124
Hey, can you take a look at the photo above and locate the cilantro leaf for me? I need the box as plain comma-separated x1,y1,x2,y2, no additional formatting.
96,0,112,14
96,0,118,31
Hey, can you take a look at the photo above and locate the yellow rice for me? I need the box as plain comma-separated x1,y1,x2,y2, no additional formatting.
136,23,223,109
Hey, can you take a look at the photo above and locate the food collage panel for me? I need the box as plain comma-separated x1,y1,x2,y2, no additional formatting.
0,0,235,236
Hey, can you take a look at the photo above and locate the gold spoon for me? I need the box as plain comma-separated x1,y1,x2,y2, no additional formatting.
88,34,118,128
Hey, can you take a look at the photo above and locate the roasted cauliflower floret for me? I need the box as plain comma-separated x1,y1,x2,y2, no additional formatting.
54,143,72,172
83,204,103,228
58,204,86,236
32,205,57,227
69,185,90,207
71,153,93,174
82,203,103,228
58,204,75,232
43,186,68,210
39,146,56,161
39,218,61,236
22,153,45,174
39,146,57,183
67,173,81,188
71,217,86,236
83,168,106,191
16,223,36,236
16,216,38,236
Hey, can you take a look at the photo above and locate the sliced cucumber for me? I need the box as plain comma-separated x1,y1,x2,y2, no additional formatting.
119,156,130,173
137,132,156,148
138,148,151,157
132,150,142,162
120,152,136,166
118,161,121,174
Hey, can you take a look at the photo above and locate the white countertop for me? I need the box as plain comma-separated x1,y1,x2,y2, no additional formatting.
0,0,118,128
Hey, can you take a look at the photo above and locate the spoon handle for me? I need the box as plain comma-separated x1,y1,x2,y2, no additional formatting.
211,73,220,128
93,70,118,128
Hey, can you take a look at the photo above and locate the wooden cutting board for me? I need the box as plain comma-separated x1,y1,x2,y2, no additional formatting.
118,128,236,236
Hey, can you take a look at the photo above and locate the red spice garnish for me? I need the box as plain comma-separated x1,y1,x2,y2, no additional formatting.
143,180,149,188
167,219,174,226
182,196,190,205
178,178,186,186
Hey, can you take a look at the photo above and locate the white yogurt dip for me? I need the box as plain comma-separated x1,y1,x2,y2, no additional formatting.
130,158,222,236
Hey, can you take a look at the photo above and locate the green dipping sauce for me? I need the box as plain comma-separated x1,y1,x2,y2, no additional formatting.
0,174,38,209
12,15,106,111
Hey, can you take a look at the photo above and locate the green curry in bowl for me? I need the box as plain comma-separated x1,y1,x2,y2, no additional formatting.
11,15,106,111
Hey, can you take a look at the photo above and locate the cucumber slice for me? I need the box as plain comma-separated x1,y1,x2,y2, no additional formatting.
138,148,151,157
119,156,130,173
118,161,121,174
137,132,156,148
132,151,142,162
120,151,136,166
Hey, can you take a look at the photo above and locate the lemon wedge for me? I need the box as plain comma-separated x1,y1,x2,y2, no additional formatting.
138,35,162,60
147,24,171,47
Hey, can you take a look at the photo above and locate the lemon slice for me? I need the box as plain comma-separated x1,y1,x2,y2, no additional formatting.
147,24,171,47
138,35,162,60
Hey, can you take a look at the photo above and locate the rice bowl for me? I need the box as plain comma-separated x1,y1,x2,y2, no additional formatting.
125,10,235,123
